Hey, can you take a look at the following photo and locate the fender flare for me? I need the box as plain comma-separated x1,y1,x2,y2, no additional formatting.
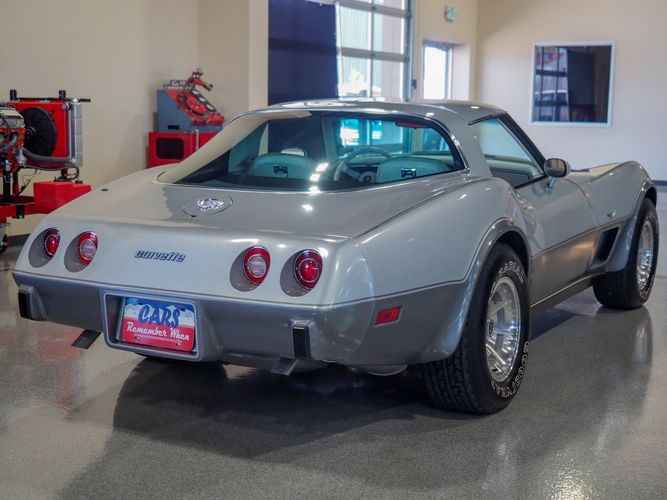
605,178,656,272
420,218,531,361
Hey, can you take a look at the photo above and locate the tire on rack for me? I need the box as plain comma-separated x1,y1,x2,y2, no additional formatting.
593,198,659,310
420,243,530,414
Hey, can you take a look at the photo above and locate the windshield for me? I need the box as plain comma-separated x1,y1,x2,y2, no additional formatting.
160,110,465,191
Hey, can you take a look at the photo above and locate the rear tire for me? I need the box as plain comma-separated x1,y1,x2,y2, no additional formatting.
421,244,530,414
593,198,658,310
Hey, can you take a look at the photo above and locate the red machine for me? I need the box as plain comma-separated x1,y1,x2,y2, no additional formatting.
164,69,224,128
0,90,91,254
148,69,224,168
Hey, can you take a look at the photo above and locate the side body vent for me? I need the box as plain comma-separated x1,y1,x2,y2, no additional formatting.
595,227,619,263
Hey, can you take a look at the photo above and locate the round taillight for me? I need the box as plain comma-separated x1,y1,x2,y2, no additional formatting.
243,246,270,285
294,250,323,289
43,229,61,258
77,232,98,266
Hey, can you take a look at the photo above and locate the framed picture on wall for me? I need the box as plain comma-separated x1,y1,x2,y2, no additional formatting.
531,42,615,126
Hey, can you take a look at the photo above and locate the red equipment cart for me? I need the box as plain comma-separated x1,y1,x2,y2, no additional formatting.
0,90,92,253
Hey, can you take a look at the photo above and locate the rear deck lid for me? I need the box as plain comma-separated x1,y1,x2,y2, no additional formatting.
57,169,473,239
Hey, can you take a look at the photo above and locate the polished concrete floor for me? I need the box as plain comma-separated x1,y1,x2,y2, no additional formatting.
2,202,667,499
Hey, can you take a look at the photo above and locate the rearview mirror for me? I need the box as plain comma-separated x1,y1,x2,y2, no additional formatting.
544,158,570,178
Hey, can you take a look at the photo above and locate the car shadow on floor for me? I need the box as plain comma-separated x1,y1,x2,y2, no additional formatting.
59,303,653,495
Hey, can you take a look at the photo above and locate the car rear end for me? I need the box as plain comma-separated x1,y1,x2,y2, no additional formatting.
14,208,381,371
14,103,473,372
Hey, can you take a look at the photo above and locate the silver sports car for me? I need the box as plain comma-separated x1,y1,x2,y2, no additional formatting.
13,99,658,414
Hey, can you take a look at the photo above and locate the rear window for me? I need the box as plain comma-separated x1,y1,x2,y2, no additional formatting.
160,110,464,191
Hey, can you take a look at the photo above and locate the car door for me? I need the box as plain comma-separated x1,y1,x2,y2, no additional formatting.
470,115,598,303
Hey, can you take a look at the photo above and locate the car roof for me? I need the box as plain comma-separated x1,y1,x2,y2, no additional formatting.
433,100,506,124
264,98,506,125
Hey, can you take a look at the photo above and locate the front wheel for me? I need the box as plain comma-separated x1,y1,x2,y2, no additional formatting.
421,243,530,414
593,198,659,309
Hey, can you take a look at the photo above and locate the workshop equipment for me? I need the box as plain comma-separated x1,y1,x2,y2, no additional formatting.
148,69,223,167
0,90,92,254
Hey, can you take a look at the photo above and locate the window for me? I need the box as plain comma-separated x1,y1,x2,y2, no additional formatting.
470,118,543,186
422,42,452,100
336,117,454,155
532,43,614,124
336,0,412,100
161,111,464,192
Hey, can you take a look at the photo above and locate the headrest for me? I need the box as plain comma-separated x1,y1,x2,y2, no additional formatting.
376,156,447,183
249,153,316,179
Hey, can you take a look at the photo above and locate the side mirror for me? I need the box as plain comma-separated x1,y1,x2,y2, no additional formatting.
544,158,570,178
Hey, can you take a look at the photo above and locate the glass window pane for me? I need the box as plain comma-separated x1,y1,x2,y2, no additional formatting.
369,120,404,147
338,56,371,97
371,60,404,99
338,118,360,147
374,0,406,9
470,118,542,179
372,13,404,54
338,7,370,50
423,45,449,99
162,112,465,191
532,44,612,123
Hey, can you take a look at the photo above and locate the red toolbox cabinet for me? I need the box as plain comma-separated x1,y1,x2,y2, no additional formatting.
148,131,217,168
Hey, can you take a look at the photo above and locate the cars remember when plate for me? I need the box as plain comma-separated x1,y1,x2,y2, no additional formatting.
120,298,196,352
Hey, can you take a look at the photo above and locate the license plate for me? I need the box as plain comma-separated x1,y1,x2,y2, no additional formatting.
120,298,196,352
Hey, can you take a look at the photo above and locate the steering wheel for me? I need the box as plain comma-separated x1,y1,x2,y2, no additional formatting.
333,146,392,181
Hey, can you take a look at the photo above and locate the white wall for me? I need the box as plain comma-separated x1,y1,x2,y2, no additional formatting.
198,0,268,120
412,0,478,101
476,0,667,179
2,0,269,237
0,0,199,236
9,0,665,238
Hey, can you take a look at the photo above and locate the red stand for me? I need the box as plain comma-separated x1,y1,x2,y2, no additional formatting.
0,181,91,220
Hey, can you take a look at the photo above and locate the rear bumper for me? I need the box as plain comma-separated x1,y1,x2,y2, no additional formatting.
14,271,467,367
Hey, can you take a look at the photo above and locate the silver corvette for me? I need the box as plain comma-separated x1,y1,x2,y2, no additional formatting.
13,100,658,414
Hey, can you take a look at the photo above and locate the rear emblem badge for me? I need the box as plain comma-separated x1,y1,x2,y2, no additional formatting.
197,198,225,211
183,195,233,217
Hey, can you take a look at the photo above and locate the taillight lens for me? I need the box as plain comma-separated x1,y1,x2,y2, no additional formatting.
43,229,61,258
294,250,323,289
243,246,270,285
77,232,98,266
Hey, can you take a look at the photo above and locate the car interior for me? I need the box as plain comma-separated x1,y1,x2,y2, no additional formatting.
182,113,546,190
235,115,466,186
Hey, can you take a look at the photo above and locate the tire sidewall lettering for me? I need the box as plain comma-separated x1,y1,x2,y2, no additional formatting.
496,259,526,285
490,342,529,398
489,258,529,399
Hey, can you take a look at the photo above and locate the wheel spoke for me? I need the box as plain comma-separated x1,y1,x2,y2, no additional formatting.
636,220,655,290
487,300,505,316
485,276,522,383
486,344,507,367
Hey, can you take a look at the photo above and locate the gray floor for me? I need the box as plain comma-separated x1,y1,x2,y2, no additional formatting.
1,199,667,500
